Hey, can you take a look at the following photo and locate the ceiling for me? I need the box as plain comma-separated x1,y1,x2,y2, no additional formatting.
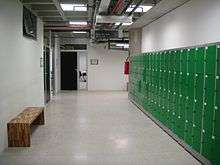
129,0,190,29
20,0,161,41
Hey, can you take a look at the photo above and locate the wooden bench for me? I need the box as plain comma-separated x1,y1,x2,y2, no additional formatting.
7,107,45,147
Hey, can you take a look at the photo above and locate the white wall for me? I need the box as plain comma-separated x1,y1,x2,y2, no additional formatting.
54,37,61,93
0,0,44,151
129,28,142,56
78,51,87,72
142,0,220,52
88,44,128,91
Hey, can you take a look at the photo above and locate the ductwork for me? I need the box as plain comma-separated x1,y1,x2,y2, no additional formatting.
96,15,132,24
99,0,111,13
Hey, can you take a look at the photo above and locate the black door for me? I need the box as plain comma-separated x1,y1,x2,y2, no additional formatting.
61,52,78,90
44,47,50,103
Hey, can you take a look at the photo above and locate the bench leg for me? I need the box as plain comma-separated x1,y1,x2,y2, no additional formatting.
7,123,31,147
32,110,45,125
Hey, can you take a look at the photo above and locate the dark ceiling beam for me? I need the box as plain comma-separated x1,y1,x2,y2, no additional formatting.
35,10,58,12
23,2,54,5
31,4,58,11
37,11,60,16
59,0,88,4
42,17,64,21
44,26,91,31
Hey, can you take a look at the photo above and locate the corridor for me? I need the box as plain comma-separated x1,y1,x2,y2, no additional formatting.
0,91,200,165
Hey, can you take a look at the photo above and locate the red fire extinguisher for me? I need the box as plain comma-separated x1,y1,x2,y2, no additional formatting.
124,58,129,75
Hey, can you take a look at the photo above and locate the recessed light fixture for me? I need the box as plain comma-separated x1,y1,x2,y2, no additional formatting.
126,5,152,13
60,4,73,11
115,22,133,26
74,6,87,11
72,31,87,34
69,21,87,25
116,44,129,48
60,4,87,11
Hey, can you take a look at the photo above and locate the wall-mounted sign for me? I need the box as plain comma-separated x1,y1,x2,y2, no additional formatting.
90,59,99,65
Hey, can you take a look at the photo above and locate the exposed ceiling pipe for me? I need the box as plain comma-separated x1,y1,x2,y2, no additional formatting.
116,0,145,29
90,0,101,41
52,0,66,21
119,0,134,15
92,0,101,26
88,0,94,24
112,0,124,14
107,0,126,29
44,25,91,31
99,0,111,14
96,15,132,24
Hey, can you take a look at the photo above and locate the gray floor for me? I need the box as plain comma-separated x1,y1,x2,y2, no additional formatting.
0,91,201,165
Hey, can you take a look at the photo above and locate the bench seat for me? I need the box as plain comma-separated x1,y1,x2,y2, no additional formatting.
7,107,45,147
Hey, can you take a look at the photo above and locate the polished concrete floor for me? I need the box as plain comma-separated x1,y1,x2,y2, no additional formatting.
0,91,201,165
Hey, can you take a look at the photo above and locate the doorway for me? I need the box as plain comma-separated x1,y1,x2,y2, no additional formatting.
43,46,50,103
61,52,78,90
78,51,88,90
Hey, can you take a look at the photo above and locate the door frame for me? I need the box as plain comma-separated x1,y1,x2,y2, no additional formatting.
43,45,51,103
77,50,88,90
60,50,88,91
60,51,78,90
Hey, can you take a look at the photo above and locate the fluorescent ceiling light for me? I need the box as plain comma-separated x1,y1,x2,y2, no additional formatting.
69,21,87,25
115,22,133,26
60,4,87,11
74,6,87,11
73,31,87,34
116,44,129,48
72,4,85,6
60,4,73,11
126,5,152,13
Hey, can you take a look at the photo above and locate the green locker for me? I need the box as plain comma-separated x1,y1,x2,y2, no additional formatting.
203,103,214,135
192,128,201,152
181,49,188,73
186,99,194,123
170,51,175,72
169,73,174,92
187,74,195,100
202,132,213,160
180,77,188,97
195,74,204,99
179,95,186,117
195,47,205,74
185,121,193,146
176,116,185,139
188,48,196,73
205,45,217,75
214,96,220,139
173,93,179,116
205,74,215,91
176,50,181,72
174,74,180,96
194,101,203,130
129,43,220,165
217,46,220,76
211,138,220,165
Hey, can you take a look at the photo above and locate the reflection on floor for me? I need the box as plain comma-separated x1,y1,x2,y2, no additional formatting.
0,91,201,165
